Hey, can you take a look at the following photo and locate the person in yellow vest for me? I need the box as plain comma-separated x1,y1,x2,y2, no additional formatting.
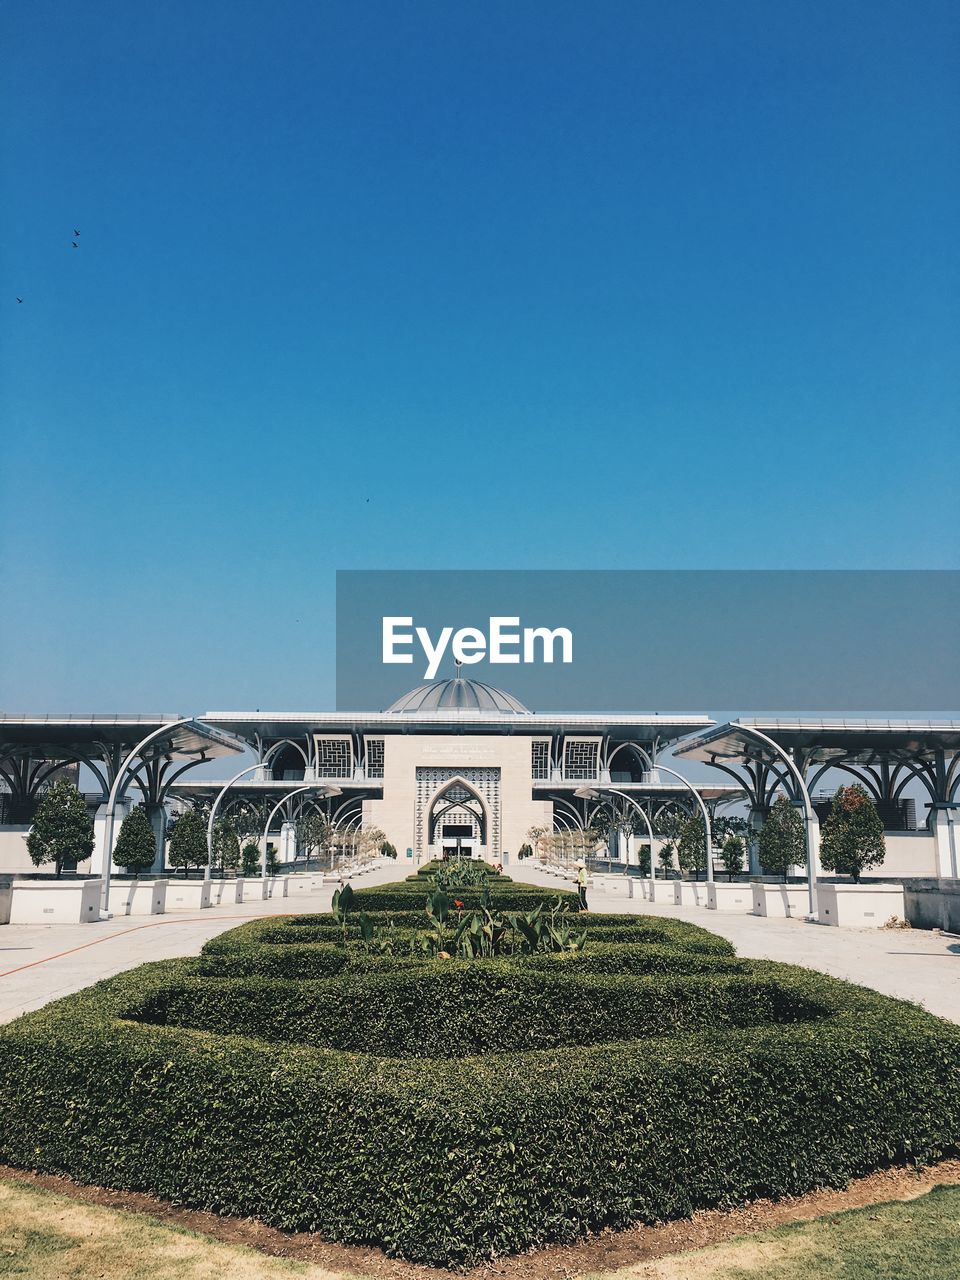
575,858,588,911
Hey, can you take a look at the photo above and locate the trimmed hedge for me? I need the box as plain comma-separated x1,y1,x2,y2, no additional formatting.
1,869,959,1267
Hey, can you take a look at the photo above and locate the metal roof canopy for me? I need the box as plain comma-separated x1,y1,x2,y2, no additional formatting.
0,714,245,759
675,719,960,767
202,711,714,741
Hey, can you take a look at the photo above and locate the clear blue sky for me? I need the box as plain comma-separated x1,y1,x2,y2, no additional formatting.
1,1,957,711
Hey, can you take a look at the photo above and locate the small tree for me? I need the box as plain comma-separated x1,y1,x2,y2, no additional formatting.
637,843,651,875
167,809,207,876
241,842,260,876
658,840,675,876
820,783,886,882
26,778,94,878
720,833,745,880
380,840,398,860
213,819,241,873
517,842,533,861
676,813,708,880
526,826,549,859
758,795,806,881
113,804,157,876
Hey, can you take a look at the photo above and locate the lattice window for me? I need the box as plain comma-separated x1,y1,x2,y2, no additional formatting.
314,737,353,778
365,738,385,779
563,738,600,780
531,740,550,780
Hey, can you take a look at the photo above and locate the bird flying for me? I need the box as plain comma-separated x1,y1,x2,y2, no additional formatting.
16,297,23,304
72,241,78,248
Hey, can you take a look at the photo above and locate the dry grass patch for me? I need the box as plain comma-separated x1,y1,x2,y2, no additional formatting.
0,1180,364,1280
581,1184,960,1280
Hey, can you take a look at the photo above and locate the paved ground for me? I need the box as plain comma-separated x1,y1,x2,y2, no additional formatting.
0,863,402,1024
513,864,960,1023
2,862,959,1025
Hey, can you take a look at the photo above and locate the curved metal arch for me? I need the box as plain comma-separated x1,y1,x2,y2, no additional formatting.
331,796,363,828
807,761,882,802
552,797,586,830
263,738,310,770
891,759,938,805
606,740,654,777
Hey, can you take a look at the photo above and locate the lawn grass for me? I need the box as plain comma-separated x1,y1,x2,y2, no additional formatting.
583,1184,960,1280
2,1176,958,1280
0,1179,366,1280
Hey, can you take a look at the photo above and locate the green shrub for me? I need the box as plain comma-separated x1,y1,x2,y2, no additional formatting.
2,868,959,1268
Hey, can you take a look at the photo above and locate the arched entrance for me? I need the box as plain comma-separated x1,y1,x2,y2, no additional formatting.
427,778,488,860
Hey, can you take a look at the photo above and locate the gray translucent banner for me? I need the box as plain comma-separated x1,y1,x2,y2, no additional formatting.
336,570,960,715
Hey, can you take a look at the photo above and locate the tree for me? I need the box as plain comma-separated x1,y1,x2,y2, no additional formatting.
637,843,651,875
167,809,207,876
26,778,94,878
213,820,241,872
820,784,886,882
516,842,533,861
658,841,675,876
241,842,261,876
380,840,398,860
113,804,157,875
526,826,549,859
676,813,708,879
757,795,806,881
299,812,334,869
720,833,745,880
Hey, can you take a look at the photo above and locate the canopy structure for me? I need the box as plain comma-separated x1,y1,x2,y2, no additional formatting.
675,719,960,882
674,719,960,816
0,714,244,822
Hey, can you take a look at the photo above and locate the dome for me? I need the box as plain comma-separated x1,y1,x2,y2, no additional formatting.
386,677,531,715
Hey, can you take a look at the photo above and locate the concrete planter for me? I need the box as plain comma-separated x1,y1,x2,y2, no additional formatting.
707,882,752,912
591,874,632,898
681,880,710,907
165,880,212,911
110,879,167,916
9,878,103,924
243,876,289,901
285,875,327,897
655,880,682,905
207,879,235,906
752,884,809,918
817,882,905,928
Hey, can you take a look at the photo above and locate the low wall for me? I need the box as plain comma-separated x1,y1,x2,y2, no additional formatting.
164,880,212,911
817,882,905,927
208,878,242,906
708,883,752,912
243,877,289,901
285,875,330,897
9,878,103,924
753,884,810,918
110,879,167,916
902,879,960,932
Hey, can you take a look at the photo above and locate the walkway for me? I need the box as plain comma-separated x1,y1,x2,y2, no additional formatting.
512,864,960,1023
2,862,959,1026
0,863,401,1024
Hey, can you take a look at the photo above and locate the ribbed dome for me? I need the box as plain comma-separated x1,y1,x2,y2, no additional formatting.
386,678,531,715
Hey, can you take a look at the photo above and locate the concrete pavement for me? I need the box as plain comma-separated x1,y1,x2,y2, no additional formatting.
512,863,960,1023
0,862,403,1024
2,861,959,1026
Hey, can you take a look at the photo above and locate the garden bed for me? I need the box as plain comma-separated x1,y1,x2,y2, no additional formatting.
1,867,958,1268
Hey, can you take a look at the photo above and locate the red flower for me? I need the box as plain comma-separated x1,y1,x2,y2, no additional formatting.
454,899,464,909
